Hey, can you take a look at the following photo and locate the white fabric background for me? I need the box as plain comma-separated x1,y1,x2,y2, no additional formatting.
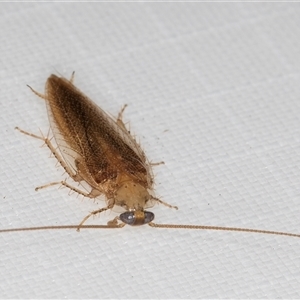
1,3,300,299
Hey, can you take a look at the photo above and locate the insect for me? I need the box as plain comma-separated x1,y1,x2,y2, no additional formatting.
1,72,300,239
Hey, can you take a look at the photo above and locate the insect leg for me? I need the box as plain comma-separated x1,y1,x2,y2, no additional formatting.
15,127,82,182
77,204,115,230
150,161,165,166
27,85,46,100
69,71,75,83
34,180,94,198
16,128,106,202
152,196,178,210
116,104,129,131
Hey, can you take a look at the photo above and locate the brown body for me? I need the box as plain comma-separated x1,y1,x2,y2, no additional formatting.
20,73,177,228
8,73,299,238
46,75,153,212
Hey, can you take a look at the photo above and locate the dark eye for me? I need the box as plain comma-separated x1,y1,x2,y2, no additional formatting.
119,211,154,226
120,211,135,225
144,211,155,223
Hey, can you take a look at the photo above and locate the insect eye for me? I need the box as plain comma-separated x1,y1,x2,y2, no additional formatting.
144,211,155,223
119,211,154,226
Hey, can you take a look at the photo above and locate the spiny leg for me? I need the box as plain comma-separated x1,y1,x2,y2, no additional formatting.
27,85,46,100
116,104,129,131
77,205,115,231
117,104,128,122
16,127,105,205
34,180,96,199
15,127,81,182
35,181,108,228
150,161,165,166
152,196,178,210
70,71,75,83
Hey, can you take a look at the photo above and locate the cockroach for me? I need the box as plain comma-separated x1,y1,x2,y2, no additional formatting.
1,72,300,239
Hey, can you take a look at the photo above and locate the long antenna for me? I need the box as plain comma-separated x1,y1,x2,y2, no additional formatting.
149,222,300,238
0,223,299,238
0,224,122,233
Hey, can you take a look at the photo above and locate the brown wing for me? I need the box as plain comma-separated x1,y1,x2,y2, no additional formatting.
44,74,151,188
